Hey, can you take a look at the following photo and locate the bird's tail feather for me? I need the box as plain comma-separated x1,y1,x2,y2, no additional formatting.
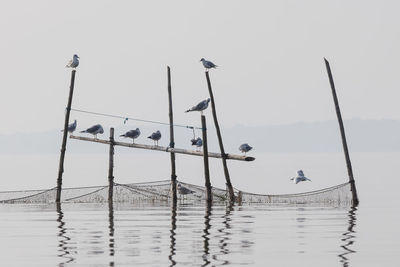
80,130,86,133
185,109,191,113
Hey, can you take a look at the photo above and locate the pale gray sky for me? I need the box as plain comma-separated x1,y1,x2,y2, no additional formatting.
0,0,399,135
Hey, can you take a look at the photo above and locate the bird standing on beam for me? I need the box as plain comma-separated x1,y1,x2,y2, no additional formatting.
80,124,104,139
120,128,141,143
148,130,161,146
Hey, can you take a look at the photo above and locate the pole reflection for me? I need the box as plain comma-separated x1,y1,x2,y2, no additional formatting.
338,206,357,267
169,201,177,266
202,202,212,266
56,203,74,265
213,203,233,265
108,201,115,266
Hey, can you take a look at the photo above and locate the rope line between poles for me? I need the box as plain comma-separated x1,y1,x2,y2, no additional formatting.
70,108,203,130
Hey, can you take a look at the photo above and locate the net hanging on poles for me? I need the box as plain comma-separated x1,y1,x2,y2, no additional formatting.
0,180,353,205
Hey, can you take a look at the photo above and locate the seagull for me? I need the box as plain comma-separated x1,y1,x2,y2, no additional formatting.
200,58,218,71
185,98,211,115
148,130,161,146
290,170,311,184
80,124,104,139
178,183,195,196
66,54,80,69
61,120,77,134
191,137,203,151
120,128,141,143
239,143,253,156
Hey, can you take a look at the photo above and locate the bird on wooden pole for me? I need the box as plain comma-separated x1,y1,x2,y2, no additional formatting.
66,54,80,69
239,143,253,156
185,98,210,115
200,58,218,71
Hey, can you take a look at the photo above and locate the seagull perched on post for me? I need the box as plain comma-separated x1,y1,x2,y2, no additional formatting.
66,54,80,69
200,58,217,71
290,170,311,184
191,137,203,151
62,120,77,134
239,143,253,156
185,98,211,115
80,124,104,139
148,130,161,146
120,128,141,143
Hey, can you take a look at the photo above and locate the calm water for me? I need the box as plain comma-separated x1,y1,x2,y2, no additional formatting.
0,203,359,267
0,152,399,266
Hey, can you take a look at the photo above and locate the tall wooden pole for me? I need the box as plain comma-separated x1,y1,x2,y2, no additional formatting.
108,128,115,202
167,66,178,203
205,71,235,202
56,69,76,203
324,58,359,205
201,115,212,203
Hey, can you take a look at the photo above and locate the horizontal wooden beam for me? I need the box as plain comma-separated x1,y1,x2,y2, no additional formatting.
70,135,255,162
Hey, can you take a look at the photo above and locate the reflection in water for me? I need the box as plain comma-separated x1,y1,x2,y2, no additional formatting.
338,206,357,267
202,202,212,266
56,203,74,265
108,201,115,266
169,202,177,267
213,203,233,265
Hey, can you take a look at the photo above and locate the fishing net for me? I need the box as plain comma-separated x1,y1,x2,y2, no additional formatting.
0,180,353,205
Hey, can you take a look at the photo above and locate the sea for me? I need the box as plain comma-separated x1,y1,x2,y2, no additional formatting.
0,152,399,266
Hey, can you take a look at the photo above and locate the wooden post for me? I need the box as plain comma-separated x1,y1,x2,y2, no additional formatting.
205,71,235,202
324,58,359,205
108,128,115,202
56,69,76,203
201,115,212,203
167,66,177,203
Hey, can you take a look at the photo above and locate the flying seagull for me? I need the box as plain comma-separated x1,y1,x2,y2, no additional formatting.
66,54,80,69
80,124,104,139
191,137,203,151
61,119,77,134
290,170,311,184
239,143,253,156
148,130,161,146
120,128,141,143
185,98,211,115
200,58,217,71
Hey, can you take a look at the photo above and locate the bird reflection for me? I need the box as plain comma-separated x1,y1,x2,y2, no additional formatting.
169,201,177,266
338,206,357,266
108,201,115,266
202,202,212,266
56,203,74,265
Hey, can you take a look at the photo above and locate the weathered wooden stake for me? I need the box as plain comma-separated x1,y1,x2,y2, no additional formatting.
201,115,212,203
167,66,178,203
324,58,359,205
56,69,77,203
108,128,115,202
205,71,235,202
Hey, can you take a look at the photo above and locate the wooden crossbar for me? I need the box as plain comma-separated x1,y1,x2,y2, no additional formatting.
70,135,255,162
